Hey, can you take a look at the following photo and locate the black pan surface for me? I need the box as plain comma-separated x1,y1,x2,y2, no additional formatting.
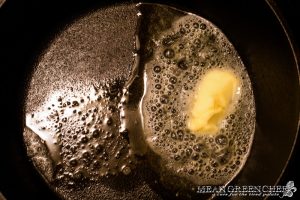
1,0,299,199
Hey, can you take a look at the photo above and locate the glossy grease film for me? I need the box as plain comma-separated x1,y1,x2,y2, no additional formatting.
26,81,136,181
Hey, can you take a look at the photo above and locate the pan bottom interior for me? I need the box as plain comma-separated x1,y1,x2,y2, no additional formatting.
23,2,257,200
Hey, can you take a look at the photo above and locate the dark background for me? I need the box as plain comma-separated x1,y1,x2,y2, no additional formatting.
273,1,299,199
0,0,299,199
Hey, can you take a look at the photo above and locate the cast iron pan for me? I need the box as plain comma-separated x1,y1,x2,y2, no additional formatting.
1,0,299,199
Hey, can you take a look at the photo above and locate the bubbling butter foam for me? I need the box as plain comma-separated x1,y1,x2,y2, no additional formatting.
139,4,256,189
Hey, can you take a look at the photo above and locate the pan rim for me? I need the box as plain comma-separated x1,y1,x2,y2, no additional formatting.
265,0,300,196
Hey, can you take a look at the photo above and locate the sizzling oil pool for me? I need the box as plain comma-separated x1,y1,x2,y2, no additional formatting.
24,3,255,199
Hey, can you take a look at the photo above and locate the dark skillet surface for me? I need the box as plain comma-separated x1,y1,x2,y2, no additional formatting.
1,0,299,199
270,1,300,198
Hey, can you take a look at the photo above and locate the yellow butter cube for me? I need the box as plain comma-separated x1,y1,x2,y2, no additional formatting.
187,69,240,135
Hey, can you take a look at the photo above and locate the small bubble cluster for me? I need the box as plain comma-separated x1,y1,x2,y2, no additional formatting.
26,78,136,184
141,14,256,186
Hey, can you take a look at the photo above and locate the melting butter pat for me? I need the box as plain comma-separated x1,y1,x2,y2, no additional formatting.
187,69,240,135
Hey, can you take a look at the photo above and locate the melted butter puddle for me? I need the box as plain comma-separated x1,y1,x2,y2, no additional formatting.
139,3,256,188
